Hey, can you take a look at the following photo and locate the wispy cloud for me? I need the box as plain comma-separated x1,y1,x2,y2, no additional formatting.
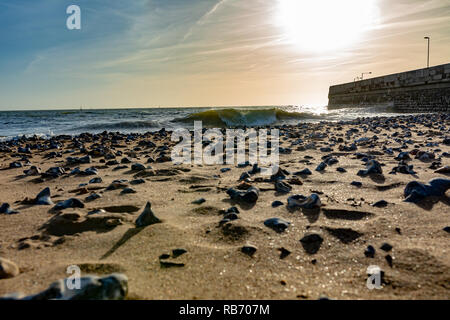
0,0,449,109
182,0,228,41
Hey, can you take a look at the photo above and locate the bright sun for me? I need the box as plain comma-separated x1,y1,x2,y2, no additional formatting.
276,0,379,53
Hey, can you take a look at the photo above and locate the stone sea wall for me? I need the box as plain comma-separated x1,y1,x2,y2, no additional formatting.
328,63,450,112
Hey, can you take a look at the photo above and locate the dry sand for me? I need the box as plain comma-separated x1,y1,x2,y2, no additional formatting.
0,114,449,300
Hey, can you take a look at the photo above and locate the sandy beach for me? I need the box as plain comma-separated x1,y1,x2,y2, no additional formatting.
0,113,449,300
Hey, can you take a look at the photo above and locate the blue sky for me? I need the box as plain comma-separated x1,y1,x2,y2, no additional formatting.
0,0,449,110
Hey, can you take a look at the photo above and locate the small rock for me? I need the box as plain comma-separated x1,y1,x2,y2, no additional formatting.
264,218,290,233
271,200,284,208
192,198,206,205
0,203,19,215
52,198,85,211
130,179,145,185
172,249,187,258
300,233,323,254
241,245,257,257
380,243,393,252
364,245,376,258
135,202,161,227
89,177,103,184
315,162,327,172
227,186,259,204
278,247,291,259
0,258,20,279
85,193,102,202
287,194,321,209
385,254,393,267
34,187,53,205
0,274,128,300
350,181,362,188
131,163,145,171
372,200,388,208
357,159,383,176
120,188,137,195
275,181,292,194
294,168,312,176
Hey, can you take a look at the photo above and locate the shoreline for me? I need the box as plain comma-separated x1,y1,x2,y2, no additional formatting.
0,113,439,143
0,112,449,300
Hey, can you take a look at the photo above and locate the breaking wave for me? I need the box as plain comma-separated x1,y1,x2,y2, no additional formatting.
173,108,322,127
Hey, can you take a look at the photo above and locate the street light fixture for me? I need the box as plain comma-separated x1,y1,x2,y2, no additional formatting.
424,36,430,68
361,72,372,80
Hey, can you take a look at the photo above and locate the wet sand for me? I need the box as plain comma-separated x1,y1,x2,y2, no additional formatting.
0,114,449,300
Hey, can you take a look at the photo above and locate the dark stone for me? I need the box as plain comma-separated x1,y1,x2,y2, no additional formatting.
271,200,284,208
300,233,324,254
372,200,388,208
364,245,376,258
172,249,187,258
380,243,393,252
264,218,290,233
278,247,291,259
241,245,257,257
350,181,362,188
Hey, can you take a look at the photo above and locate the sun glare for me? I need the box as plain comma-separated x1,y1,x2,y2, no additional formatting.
276,0,379,53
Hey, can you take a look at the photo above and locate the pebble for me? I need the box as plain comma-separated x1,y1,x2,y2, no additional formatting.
380,243,393,252
294,168,312,176
287,194,321,209
364,245,376,258
120,187,137,195
0,203,19,215
278,247,291,259
271,200,284,208
131,163,145,171
0,258,20,279
219,207,240,215
34,187,53,205
9,162,22,168
264,218,290,233
192,198,206,205
241,245,257,257
275,181,292,193
23,166,41,176
121,157,131,164
135,202,161,227
172,248,187,258
43,167,65,178
223,213,239,221
89,177,103,184
385,255,393,267
315,162,327,172
52,198,85,211
350,181,362,188
227,186,260,204
83,167,98,176
372,200,388,208
130,179,145,185
404,178,450,203
357,159,383,176
300,233,324,254
0,274,128,300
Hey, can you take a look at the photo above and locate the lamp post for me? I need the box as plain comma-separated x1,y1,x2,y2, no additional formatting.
424,36,430,68
360,72,372,80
